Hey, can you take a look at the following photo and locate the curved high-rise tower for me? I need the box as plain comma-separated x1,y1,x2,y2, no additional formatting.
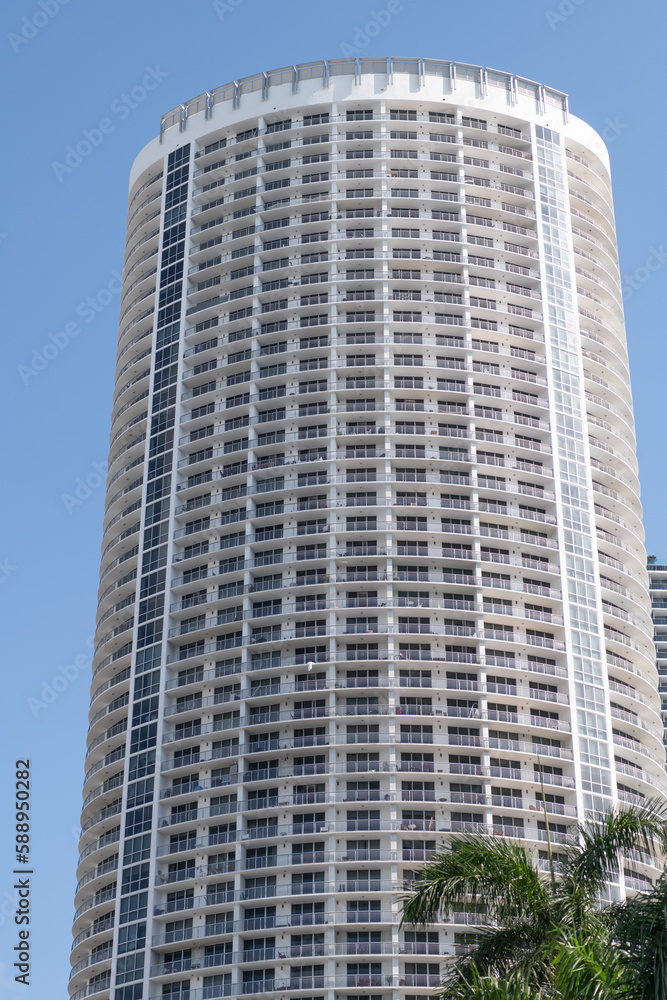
69,58,664,1000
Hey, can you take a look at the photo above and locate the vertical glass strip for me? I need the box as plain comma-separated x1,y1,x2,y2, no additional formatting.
534,125,615,818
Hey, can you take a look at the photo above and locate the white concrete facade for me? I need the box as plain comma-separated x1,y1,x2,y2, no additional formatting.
69,58,664,1000
648,561,667,749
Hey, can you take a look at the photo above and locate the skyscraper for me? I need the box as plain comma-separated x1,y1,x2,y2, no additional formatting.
69,58,665,1000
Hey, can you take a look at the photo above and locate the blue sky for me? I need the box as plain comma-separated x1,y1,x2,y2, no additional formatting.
1,0,666,995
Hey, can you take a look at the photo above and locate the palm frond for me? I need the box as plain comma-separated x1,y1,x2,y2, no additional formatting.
550,923,628,1000
564,800,667,896
401,834,550,928
613,873,667,1000
439,964,545,1000
448,919,553,986
400,803,667,999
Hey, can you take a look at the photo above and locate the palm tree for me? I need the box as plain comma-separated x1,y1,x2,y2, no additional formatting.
401,800,667,999
613,872,667,1000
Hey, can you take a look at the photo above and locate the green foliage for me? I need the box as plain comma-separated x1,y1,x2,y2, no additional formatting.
614,873,667,1000
401,800,667,1000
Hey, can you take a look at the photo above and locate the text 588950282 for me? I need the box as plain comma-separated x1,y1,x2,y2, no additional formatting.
13,759,31,985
